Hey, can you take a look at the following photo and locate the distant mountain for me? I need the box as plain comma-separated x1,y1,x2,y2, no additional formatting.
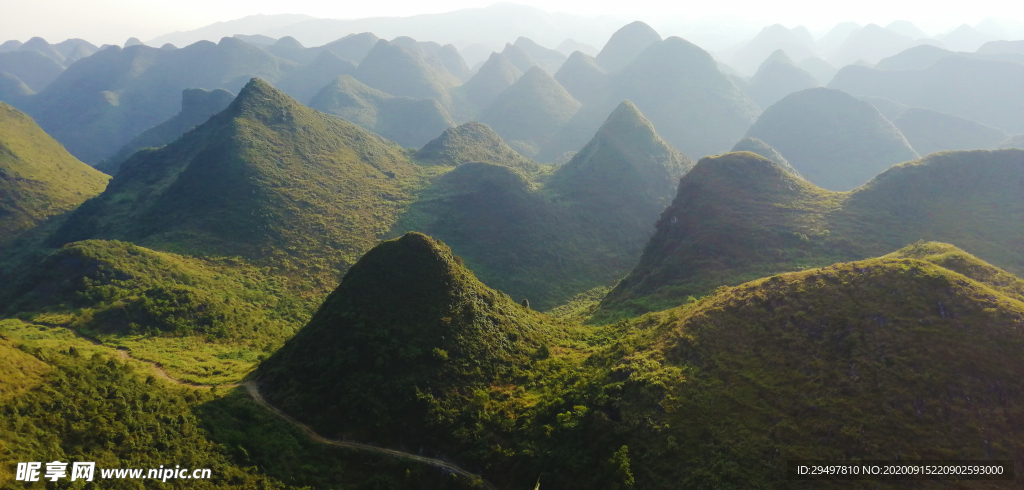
893,108,1009,155
885,20,931,40
354,39,460,109
97,88,236,174
260,3,622,49
396,102,690,308
553,51,606,104
233,34,278,46
20,37,66,65
413,121,534,169
745,87,917,190
147,13,316,47
555,39,598,56
858,95,909,120
0,50,64,92
309,75,454,148
477,66,581,158
512,37,567,74
458,43,493,67
595,21,662,72
316,32,381,64
796,56,837,84
433,44,472,81
829,56,1024,133
53,39,99,63
874,44,953,70
0,72,34,106
1000,134,1024,149
729,24,817,75
264,36,315,64
730,137,798,175
50,79,421,288
500,42,540,74
0,41,22,52
452,52,522,113
23,37,297,164
746,49,819,108
814,21,861,54
977,40,1024,54
273,51,357,104
0,103,108,240
937,24,997,52
828,24,938,66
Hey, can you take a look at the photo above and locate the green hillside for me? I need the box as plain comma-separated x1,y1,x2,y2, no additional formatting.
745,87,918,191
50,79,422,291
746,49,819,108
893,107,1009,155
597,149,1024,319
413,121,535,169
0,102,109,240
254,236,1024,488
477,66,581,158
257,232,554,444
595,21,662,72
730,137,799,175
396,102,689,309
309,75,455,148
24,38,297,164
97,88,236,174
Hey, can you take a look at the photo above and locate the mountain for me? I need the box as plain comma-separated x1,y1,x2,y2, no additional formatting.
309,75,454,148
1000,134,1024,149
745,49,819,108
730,137,798,175
815,21,861,53
858,95,909,120
874,44,953,70
513,37,567,74
0,41,22,52
452,52,522,112
49,79,421,288
354,39,459,109
500,42,540,74
20,37,66,65
595,21,662,72
744,87,918,190
260,3,623,49
828,24,935,66
0,72,34,106
555,39,598,56
977,40,1024,54
477,66,581,158
596,149,1024,318
256,231,552,445
97,88,236,174
893,108,1009,155
885,20,931,40
53,39,99,63
397,103,690,308
729,24,817,75
273,51,357,104
828,56,1024,133
0,50,65,92
413,121,534,169
938,24,997,52
434,44,472,81
147,13,317,47
264,36,315,64
0,103,108,239
316,32,381,64
22,37,297,164
796,56,837,84
553,51,606,104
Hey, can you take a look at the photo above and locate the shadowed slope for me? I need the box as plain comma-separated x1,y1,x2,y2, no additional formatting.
893,107,1009,155
746,49,819,108
477,66,580,158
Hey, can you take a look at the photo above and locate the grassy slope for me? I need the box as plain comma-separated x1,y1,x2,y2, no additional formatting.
413,121,537,170
255,239,1024,489
597,149,1024,320
0,102,109,240
50,79,423,293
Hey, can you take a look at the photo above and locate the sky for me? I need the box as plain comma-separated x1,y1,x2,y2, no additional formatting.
2,0,1024,45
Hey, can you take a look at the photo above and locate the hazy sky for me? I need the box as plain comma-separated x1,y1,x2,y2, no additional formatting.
2,0,1023,45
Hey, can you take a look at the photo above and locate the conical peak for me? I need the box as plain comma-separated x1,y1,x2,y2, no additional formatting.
598,100,656,137
275,36,304,49
684,151,810,193
597,21,662,71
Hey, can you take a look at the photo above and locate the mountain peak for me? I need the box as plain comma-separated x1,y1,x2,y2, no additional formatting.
415,121,533,169
597,21,662,71
274,36,304,49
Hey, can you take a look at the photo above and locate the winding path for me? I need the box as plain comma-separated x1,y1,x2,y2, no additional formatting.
242,381,499,490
